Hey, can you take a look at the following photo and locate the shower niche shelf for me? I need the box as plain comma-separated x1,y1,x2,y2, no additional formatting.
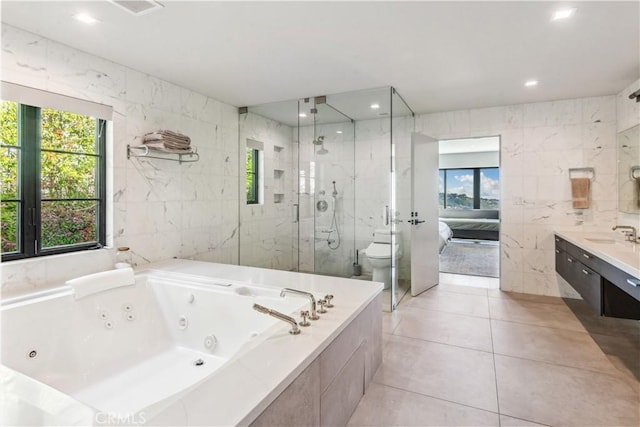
274,169,285,204
127,144,199,164
273,145,285,203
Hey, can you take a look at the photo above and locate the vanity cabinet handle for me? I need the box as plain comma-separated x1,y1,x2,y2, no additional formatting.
555,249,560,254
555,238,560,242
567,258,574,263
582,269,590,275
582,253,591,259
627,279,640,288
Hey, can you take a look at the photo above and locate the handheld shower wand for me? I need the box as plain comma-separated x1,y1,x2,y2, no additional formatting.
332,180,338,197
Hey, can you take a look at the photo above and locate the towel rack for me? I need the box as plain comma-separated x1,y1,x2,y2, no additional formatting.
127,144,199,164
631,166,640,180
568,167,595,181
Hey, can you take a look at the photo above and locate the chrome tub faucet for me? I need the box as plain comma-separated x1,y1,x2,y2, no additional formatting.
280,288,319,320
253,303,300,335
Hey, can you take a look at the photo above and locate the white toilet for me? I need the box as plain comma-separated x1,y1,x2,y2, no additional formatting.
364,229,403,289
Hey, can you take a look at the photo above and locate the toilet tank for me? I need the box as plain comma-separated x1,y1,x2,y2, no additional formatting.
373,228,402,244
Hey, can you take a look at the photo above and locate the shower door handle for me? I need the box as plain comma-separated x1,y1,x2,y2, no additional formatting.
385,205,390,226
409,219,425,225
293,204,299,223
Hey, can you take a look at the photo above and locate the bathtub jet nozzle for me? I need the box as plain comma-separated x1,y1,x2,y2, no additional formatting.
280,288,319,320
253,303,300,335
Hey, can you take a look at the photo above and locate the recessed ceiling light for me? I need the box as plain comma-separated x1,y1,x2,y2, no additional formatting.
370,103,380,110
299,113,307,118
336,130,343,134
551,8,576,21
524,80,539,87
74,12,99,24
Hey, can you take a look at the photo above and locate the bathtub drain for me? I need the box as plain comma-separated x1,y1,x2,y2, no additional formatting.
194,358,205,366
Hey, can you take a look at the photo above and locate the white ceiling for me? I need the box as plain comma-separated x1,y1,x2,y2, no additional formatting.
2,1,639,114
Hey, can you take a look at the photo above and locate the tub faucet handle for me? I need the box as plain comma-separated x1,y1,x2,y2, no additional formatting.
299,310,311,327
324,294,334,308
318,299,328,314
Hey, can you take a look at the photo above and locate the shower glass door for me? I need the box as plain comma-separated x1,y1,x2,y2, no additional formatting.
296,97,356,277
238,87,413,312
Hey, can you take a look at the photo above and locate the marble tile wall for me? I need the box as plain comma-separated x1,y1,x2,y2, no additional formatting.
2,24,632,300
353,118,393,277
415,96,618,297
238,112,296,271
616,78,640,229
1,25,239,297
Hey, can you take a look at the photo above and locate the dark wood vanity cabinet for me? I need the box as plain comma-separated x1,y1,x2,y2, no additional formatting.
555,234,640,320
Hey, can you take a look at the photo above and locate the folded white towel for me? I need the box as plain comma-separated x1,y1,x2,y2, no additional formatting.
66,268,135,300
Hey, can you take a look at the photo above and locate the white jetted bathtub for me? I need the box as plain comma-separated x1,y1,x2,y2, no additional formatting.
0,260,382,426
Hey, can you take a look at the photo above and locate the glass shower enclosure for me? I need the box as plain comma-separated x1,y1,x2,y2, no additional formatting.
238,87,414,311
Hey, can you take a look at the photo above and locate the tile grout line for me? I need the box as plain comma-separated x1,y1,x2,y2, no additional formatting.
370,380,501,418
489,316,588,334
390,331,494,354
493,352,638,388
388,327,495,356
487,293,503,426
402,303,491,320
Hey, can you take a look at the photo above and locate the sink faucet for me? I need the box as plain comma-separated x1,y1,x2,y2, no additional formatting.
280,288,319,320
612,225,638,242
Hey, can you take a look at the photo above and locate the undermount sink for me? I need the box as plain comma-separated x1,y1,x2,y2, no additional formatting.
584,237,636,250
585,237,618,244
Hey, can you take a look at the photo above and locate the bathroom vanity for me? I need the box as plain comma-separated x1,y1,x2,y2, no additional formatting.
555,231,640,319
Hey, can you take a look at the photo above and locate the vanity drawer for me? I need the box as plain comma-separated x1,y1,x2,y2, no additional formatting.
554,235,566,251
598,262,640,302
565,241,603,273
555,248,569,281
567,257,602,313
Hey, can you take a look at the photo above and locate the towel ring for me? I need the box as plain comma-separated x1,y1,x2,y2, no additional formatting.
568,167,595,181
631,166,640,180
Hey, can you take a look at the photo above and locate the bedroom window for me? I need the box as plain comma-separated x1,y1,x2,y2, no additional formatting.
439,167,499,210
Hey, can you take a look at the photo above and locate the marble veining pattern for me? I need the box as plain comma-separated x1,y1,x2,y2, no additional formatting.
1,25,239,296
416,95,620,297
1,23,637,300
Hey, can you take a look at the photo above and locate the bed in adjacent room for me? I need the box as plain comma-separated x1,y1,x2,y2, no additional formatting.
439,221,453,253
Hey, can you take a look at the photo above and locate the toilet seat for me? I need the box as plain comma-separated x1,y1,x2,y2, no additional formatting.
365,242,400,259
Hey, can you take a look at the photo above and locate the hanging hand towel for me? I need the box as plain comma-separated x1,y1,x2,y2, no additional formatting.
571,178,591,209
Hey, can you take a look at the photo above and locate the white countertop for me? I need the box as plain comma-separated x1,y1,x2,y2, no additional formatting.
555,230,640,278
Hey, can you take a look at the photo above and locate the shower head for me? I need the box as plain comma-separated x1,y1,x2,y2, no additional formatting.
332,181,338,197
312,135,325,145
317,144,329,155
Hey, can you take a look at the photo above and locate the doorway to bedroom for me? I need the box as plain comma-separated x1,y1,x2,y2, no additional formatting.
438,136,500,290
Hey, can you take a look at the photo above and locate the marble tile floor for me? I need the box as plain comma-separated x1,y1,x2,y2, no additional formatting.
349,283,639,426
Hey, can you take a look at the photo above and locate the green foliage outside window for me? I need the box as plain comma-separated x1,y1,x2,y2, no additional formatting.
246,148,259,204
1,100,104,257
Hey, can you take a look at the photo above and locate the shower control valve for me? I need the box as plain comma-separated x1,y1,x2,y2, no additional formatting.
324,294,334,308
299,310,311,327
318,299,328,314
